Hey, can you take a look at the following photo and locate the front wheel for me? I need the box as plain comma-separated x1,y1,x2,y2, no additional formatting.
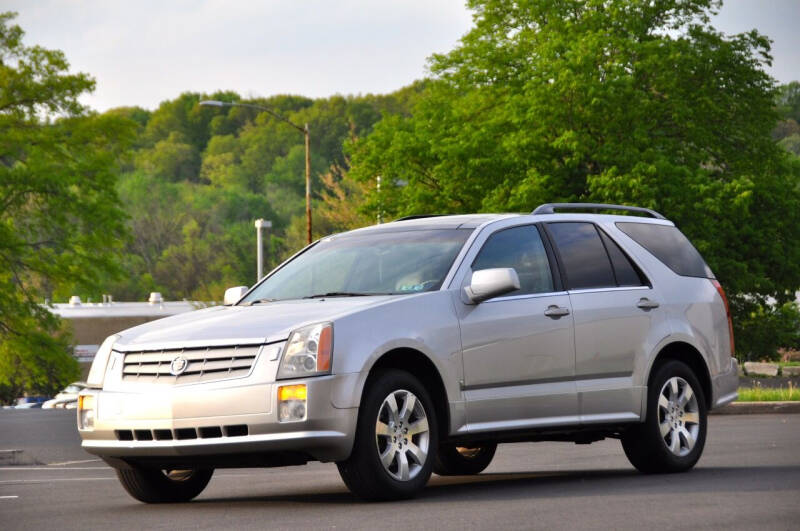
621,360,707,474
115,467,213,503
337,370,438,501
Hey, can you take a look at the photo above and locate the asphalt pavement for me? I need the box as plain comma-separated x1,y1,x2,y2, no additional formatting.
0,409,83,465
1,410,799,530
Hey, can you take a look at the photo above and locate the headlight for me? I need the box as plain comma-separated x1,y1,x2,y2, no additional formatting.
277,323,332,379
86,334,120,387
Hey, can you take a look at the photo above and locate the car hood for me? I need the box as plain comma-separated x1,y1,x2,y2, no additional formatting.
112,296,400,352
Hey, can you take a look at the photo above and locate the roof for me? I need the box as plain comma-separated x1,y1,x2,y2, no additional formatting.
340,214,517,235
334,207,673,238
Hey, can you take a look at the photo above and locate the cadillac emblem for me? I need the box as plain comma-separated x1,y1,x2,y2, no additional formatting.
170,356,189,376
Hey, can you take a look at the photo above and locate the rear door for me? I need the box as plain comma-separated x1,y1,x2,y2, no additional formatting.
545,222,664,423
456,224,578,432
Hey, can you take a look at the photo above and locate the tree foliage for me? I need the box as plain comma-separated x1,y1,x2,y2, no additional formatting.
774,81,800,156
776,81,800,124
348,0,800,359
93,84,424,302
4,0,799,399
0,12,135,398
735,300,800,362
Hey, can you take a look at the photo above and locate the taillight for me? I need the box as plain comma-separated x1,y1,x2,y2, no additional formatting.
711,279,735,357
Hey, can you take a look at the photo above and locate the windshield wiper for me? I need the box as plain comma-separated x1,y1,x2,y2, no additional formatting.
303,292,397,299
242,298,277,306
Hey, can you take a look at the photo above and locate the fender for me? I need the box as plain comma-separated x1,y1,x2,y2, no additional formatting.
640,333,713,418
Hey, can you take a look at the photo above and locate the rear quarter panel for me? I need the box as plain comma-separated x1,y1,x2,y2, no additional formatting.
600,220,732,380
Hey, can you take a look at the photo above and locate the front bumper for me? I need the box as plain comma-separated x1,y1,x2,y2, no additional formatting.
711,358,739,409
79,375,358,464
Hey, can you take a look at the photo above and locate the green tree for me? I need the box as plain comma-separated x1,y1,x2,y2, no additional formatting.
778,134,800,156
735,301,800,361
0,12,135,400
78,87,420,305
776,81,800,124
774,82,800,156
348,0,800,359
281,159,372,256
137,131,201,181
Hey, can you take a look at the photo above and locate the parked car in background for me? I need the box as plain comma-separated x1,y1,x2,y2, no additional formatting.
78,203,738,503
43,382,88,409
14,396,49,409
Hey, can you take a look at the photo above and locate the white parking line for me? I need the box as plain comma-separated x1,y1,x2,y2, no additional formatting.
48,459,100,466
0,478,115,484
0,467,109,471
0,495,19,499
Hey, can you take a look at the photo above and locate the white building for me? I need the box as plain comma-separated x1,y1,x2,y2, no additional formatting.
49,293,204,374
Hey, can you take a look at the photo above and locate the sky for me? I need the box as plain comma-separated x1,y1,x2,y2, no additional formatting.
4,0,799,112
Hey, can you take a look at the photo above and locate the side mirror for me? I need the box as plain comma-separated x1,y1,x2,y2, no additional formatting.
223,286,249,306
464,268,520,304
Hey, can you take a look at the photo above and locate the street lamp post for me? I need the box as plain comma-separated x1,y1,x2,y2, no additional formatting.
199,100,312,244
254,218,272,281
376,175,383,224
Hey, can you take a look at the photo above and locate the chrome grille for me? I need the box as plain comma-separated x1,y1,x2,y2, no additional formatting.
121,345,261,384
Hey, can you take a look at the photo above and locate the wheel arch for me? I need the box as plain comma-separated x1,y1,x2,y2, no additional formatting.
363,348,450,442
648,341,713,410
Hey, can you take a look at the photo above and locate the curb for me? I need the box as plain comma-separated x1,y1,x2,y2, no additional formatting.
711,401,800,415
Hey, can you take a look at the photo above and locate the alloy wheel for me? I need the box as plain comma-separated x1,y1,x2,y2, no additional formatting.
658,376,700,457
375,389,430,481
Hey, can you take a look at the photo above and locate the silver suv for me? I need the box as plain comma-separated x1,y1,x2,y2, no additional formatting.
78,203,739,502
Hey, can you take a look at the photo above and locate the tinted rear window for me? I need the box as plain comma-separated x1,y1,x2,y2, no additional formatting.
547,222,616,290
597,229,647,287
616,222,713,278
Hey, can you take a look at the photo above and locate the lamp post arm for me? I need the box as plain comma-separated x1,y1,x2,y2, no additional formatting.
199,100,305,133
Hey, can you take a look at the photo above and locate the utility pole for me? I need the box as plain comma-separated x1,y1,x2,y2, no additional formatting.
305,123,312,243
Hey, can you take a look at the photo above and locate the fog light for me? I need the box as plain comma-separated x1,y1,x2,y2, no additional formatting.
78,395,96,430
278,384,307,422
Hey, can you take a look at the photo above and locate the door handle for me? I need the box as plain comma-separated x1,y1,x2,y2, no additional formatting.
637,298,660,310
544,305,570,318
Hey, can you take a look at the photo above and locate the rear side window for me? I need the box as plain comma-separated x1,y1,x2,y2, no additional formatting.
546,222,616,290
472,225,554,295
597,229,647,287
616,222,713,278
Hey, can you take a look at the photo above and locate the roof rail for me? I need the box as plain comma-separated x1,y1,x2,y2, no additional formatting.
531,203,666,220
392,214,447,222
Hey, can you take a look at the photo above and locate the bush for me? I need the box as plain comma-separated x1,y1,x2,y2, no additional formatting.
734,300,800,362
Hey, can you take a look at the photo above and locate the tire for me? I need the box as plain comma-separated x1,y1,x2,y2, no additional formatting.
434,443,497,476
337,369,438,501
621,360,707,474
115,467,213,503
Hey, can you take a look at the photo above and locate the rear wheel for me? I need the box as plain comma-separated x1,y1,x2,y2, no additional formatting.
115,467,213,503
621,360,707,474
434,443,497,476
337,370,438,501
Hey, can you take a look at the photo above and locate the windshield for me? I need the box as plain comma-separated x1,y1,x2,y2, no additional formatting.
241,229,472,303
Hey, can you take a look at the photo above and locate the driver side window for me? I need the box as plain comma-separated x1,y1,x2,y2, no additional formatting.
472,225,554,296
